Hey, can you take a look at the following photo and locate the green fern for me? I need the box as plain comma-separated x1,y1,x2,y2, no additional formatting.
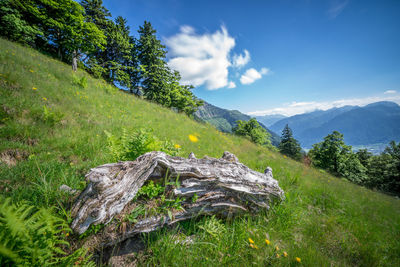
0,197,94,266
105,128,179,161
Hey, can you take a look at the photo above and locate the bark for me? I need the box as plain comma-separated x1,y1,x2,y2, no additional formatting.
72,50,78,72
70,151,284,247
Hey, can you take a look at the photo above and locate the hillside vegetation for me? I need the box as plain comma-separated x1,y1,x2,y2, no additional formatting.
1,39,400,266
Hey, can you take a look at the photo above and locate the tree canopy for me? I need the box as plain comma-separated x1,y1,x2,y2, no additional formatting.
278,124,302,160
0,0,203,115
233,118,271,145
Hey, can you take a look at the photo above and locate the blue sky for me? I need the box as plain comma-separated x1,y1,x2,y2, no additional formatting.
103,0,400,116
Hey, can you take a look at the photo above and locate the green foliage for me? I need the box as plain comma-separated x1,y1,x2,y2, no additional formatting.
79,223,105,239
136,180,164,200
364,141,400,195
0,197,93,266
0,0,41,44
104,128,179,161
309,132,400,194
137,21,203,115
157,196,184,219
42,105,64,126
125,205,146,224
2,0,106,70
233,118,271,145
191,193,199,203
73,75,88,88
197,215,226,240
309,131,367,184
278,124,302,160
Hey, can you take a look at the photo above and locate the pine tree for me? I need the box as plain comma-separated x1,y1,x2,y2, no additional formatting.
278,124,302,160
136,21,202,115
137,21,169,99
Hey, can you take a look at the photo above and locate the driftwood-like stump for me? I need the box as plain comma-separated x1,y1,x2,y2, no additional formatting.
71,151,284,246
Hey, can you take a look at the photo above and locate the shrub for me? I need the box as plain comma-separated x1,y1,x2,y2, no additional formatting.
233,118,271,145
104,128,179,161
42,105,64,126
73,75,87,89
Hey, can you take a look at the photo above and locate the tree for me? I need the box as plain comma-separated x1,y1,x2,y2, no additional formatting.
366,141,400,195
233,118,271,145
102,16,135,86
356,149,372,168
308,131,367,184
80,0,111,77
13,0,106,71
80,0,111,29
0,0,41,44
136,21,202,115
278,124,302,160
136,21,169,98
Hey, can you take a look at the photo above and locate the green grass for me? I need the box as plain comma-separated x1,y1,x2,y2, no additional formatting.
1,38,400,266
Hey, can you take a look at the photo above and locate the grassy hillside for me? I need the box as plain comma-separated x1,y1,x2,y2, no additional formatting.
1,38,400,266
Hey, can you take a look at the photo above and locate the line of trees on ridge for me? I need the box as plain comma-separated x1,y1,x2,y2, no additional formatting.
278,124,400,197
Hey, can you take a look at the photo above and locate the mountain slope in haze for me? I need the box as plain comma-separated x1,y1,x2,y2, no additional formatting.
1,38,400,267
194,101,281,146
255,114,287,127
270,102,400,148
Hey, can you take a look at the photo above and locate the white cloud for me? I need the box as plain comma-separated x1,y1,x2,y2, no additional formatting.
227,81,236,88
232,49,250,68
166,25,235,90
328,0,349,19
384,90,397,94
247,94,400,117
240,67,269,85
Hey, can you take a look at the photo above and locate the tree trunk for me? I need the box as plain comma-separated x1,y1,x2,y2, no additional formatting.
70,151,284,249
72,50,78,72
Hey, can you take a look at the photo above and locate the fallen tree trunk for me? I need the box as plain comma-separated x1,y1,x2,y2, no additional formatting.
71,151,284,247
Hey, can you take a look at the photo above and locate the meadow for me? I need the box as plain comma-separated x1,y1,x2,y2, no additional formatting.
1,38,399,266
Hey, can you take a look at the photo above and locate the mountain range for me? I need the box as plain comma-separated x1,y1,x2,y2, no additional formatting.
268,101,400,150
255,114,287,127
194,101,281,146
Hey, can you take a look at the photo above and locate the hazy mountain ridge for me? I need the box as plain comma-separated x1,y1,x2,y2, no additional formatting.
255,114,287,127
269,101,400,149
194,101,281,146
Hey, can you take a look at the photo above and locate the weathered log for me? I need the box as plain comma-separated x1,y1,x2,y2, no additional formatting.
71,151,284,246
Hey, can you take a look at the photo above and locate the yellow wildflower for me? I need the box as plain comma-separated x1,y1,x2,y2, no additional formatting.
295,257,301,263
275,246,279,251
248,238,254,244
65,232,69,237
276,253,280,258
283,155,287,158
249,243,258,249
265,239,270,245
29,69,34,73
42,97,47,101
188,134,198,142
174,144,181,149
32,87,37,90
283,251,288,257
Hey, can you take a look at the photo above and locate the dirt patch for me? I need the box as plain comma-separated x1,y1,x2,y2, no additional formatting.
0,149,29,167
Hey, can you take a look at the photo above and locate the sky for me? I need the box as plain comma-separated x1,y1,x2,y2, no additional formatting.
103,0,400,116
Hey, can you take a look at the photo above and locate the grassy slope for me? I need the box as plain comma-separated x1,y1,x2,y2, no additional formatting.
0,38,399,266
